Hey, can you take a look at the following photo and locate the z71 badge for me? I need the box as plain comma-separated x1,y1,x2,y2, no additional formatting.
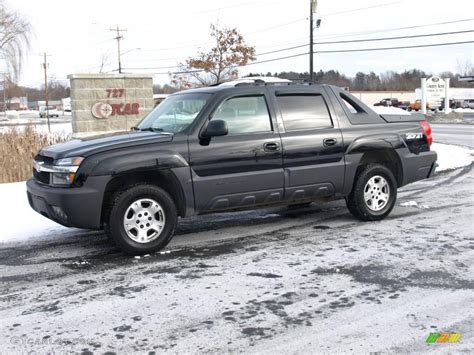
405,133,423,140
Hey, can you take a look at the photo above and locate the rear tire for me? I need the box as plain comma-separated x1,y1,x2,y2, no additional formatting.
346,164,397,221
105,184,177,255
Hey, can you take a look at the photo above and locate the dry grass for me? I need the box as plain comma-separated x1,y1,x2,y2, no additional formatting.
0,126,69,183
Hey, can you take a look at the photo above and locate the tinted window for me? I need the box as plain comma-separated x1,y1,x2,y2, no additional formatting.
212,95,272,135
277,95,332,131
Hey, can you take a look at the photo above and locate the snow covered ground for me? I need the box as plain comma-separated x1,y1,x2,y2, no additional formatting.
372,105,474,115
1,110,72,120
1,158,473,353
0,182,77,244
372,106,410,115
432,142,473,171
0,121,72,135
0,142,472,245
452,107,474,113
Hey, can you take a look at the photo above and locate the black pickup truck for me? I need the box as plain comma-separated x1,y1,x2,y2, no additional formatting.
27,82,437,255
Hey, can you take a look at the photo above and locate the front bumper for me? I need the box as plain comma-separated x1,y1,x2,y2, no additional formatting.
26,175,110,229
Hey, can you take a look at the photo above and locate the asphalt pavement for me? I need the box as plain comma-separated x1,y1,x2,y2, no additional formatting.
431,123,474,148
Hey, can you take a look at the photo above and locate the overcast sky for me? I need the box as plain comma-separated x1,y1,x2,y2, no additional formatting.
7,0,474,87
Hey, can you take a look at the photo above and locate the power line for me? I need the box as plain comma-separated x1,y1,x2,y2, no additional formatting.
317,29,474,45
314,17,474,40
260,17,474,49
319,1,401,18
139,5,405,53
123,29,474,67
135,17,473,57
253,40,474,63
246,1,403,37
252,17,474,51
138,17,308,53
314,40,474,54
122,40,474,75
256,29,474,56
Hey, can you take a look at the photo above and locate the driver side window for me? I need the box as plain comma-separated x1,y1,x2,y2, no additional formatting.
212,95,272,135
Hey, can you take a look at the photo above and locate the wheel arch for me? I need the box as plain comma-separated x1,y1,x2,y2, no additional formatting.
358,149,403,187
343,147,404,195
101,169,187,226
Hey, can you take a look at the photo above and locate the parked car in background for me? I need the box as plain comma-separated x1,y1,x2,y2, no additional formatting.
373,98,408,110
408,99,428,111
407,99,445,112
437,99,470,110
39,106,60,118
426,99,474,111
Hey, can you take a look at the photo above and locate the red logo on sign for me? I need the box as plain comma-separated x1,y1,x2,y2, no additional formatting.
111,103,140,115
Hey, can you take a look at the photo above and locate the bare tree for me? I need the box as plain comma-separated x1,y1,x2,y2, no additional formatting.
0,1,31,81
456,59,473,76
171,24,256,87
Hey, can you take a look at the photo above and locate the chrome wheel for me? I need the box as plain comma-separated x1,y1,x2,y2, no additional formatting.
123,198,165,243
364,175,390,212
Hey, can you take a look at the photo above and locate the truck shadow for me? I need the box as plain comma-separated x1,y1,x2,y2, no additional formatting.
0,202,345,269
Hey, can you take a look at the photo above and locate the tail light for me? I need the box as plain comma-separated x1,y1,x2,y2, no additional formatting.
420,120,432,146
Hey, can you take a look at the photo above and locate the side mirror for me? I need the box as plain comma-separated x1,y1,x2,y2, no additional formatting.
202,119,228,138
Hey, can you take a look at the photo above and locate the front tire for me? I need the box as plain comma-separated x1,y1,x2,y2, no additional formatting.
106,184,177,255
346,164,397,221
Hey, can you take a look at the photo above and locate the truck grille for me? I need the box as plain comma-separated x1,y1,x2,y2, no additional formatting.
33,155,54,184
33,169,50,184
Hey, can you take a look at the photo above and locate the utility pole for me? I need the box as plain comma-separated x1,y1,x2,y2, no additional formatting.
110,25,127,74
41,52,51,133
1,73,6,117
309,1,314,82
309,0,318,82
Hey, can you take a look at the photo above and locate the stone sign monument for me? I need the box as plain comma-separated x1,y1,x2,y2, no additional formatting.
68,73,154,137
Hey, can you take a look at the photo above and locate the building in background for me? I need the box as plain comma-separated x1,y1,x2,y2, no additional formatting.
28,100,62,110
0,96,28,110
349,91,415,106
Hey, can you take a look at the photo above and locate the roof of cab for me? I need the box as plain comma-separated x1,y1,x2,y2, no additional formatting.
170,82,330,96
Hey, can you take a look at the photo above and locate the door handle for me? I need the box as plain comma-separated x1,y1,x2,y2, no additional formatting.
323,138,337,147
263,142,280,152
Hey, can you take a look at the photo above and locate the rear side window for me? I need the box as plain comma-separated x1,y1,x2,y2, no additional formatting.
340,93,365,114
212,95,272,135
276,94,332,131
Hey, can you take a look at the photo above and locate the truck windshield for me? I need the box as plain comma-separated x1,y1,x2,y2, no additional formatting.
138,93,211,133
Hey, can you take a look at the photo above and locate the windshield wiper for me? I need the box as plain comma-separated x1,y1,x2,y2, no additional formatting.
132,127,165,133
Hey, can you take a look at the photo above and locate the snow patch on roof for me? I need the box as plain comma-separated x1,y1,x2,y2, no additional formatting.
219,76,292,86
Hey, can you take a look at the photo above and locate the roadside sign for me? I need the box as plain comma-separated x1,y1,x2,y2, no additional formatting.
425,76,445,107
421,76,450,114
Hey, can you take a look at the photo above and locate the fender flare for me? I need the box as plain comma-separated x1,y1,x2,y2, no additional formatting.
345,133,404,155
342,134,405,195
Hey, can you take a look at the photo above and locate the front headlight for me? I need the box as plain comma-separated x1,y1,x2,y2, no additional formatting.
51,156,84,186
55,157,85,166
